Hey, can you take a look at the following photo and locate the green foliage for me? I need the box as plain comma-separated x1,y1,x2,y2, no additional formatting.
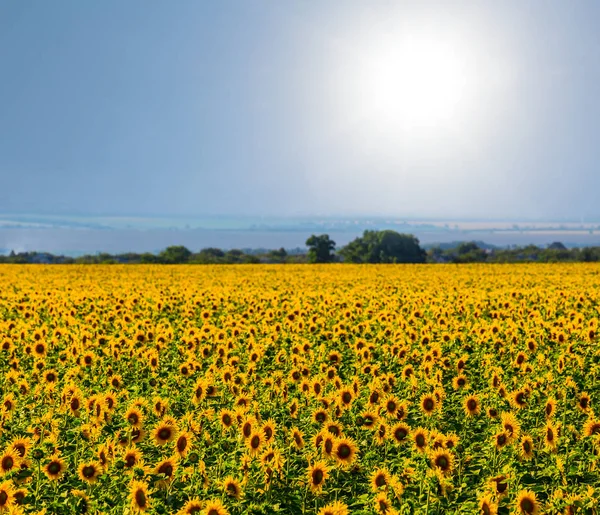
305,234,336,263
158,245,193,264
339,230,426,263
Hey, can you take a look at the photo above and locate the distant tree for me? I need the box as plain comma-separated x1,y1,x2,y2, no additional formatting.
140,253,159,264
267,247,288,263
306,235,336,263
158,245,192,264
339,230,425,263
225,249,246,264
451,241,487,263
548,242,567,250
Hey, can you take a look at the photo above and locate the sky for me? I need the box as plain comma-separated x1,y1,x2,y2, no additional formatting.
2,1,600,221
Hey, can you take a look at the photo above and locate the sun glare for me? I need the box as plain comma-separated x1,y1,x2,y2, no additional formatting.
358,33,470,132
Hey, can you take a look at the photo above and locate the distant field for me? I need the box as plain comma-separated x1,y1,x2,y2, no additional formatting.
2,214,600,255
1,264,599,513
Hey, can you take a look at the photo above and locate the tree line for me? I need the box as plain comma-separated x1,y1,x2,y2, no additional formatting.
1,230,600,264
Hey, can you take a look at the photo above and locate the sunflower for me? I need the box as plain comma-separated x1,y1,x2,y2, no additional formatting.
510,389,527,409
515,490,539,515
500,412,521,441
223,476,243,499
44,454,66,481
445,433,459,450
544,422,558,451
430,449,454,476
321,433,336,458
382,395,401,417
370,467,391,492
175,432,193,457
0,450,19,476
151,397,168,418
578,392,591,412
373,491,394,515
318,500,349,515
104,392,117,413
203,499,230,515
545,398,556,418
262,420,276,443
583,418,600,437
489,475,509,498
191,379,207,406
155,456,178,482
152,420,177,446
123,447,143,471
478,494,498,515
519,435,534,460
10,438,32,460
130,480,150,513
452,374,468,390
420,394,437,416
78,461,101,483
125,407,144,429
493,431,509,450
464,395,480,417
390,422,410,445
240,416,255,440
2,394,15,414
246,430,264,457
218,409,235,430
307,461,329,494
178,498,203,514
338,388,354,408
325,422,343,438
0,480,15,512
360,410,379,430
413,427,428,453
332,437,358,466
313,408,329,425
12,487,26,505
291,427,305,449
43,369,59,385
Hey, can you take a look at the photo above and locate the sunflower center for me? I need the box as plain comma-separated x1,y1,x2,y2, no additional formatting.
312,469,324,484
337,444,351,459
436,456,449,469
159,463,173,477
48,462,61,474
158,428,172,441
82,466,96,478
2,457,13,470
135,490,147,508
375,473,386,486
520,498,534,513
251,436,260,449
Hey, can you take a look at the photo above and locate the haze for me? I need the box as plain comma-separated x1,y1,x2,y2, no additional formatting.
2,1,600,221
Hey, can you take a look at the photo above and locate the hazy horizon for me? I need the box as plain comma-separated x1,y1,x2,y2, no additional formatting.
3,2,600,224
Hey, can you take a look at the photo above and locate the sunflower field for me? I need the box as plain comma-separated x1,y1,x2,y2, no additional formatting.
0,264,599,514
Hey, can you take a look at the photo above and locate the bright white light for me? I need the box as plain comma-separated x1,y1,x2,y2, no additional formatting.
355,32,471,133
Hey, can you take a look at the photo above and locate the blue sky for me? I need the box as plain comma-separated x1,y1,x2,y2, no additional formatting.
2,1,600,220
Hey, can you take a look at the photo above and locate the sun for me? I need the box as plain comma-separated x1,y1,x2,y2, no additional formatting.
351,31,471,134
